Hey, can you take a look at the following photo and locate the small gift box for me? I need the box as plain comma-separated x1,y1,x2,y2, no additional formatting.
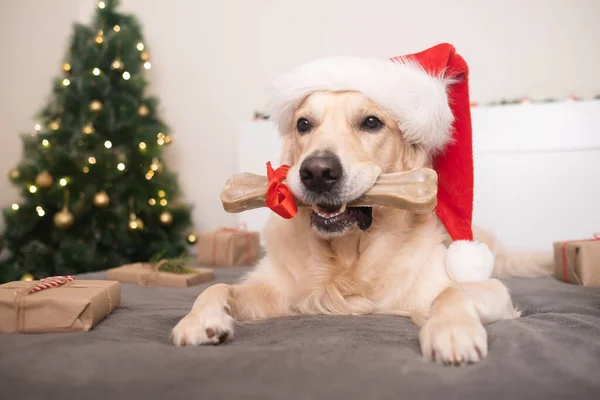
553,234,600,286
0,276,120,333
107,256,214,287
196,226,261,266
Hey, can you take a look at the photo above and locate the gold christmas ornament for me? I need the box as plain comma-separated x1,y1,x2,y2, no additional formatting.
159,211,173,225
140,51,150,61
82,122,95,134
187,233,197,244
128,217,144,231
89,100,103,112
93,191,110,207
94,30,104,44
128,197,144,231
110,57,123,70
138,104,149,117
49,120,61,131
35,171,54,188
8,168,20,181
164,135,172,144
54,208,74,229
20,273,35,281
150,158,162,173
62,62,71,73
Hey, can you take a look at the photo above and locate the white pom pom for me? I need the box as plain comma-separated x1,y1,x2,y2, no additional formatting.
445,240,494,282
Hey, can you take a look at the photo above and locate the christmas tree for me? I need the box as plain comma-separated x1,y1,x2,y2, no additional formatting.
0,0,193,283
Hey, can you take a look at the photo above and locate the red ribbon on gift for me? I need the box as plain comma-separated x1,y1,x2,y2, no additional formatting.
561,233,600,283
265,162,298,219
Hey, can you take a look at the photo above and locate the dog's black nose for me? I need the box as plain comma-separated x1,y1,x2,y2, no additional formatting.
299,153,342,193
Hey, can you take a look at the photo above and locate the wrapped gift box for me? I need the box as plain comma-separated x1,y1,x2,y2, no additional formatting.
197,227,261,266
107,263,213,287
0,278,120,333
553,237,600,286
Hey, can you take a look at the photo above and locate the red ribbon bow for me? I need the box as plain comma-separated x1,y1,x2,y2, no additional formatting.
265,162,298,219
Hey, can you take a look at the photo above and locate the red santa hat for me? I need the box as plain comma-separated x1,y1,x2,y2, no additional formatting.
267,43,493,282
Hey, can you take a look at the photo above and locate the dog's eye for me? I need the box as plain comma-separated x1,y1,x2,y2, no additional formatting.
297,118,311,133
361,116,383,131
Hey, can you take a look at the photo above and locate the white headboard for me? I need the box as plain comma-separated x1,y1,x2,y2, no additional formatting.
237,101,600,251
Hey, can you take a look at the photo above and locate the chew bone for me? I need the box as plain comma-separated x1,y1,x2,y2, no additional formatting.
221,167,438,215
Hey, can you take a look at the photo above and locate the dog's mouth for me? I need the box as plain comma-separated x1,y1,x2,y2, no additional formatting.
310,203,373,234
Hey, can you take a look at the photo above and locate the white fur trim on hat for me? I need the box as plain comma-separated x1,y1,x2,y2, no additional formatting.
267,57,454,153
445,240,494,282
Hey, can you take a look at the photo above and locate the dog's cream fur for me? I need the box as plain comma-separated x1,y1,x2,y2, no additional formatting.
172,91,552,365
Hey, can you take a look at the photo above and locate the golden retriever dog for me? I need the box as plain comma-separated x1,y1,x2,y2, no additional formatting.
172,89,552,365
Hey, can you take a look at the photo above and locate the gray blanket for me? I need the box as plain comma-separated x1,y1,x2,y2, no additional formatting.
1,268,600,400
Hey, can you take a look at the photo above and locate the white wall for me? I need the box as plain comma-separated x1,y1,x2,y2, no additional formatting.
1,0,599,232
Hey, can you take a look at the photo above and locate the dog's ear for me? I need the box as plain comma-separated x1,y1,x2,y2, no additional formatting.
397,141,429,172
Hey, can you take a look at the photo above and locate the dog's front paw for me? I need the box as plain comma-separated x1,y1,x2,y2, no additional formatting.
172,306,235,347
419,316,488,366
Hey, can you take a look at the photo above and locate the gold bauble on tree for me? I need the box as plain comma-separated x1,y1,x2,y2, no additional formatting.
186,233,197,244
20,273,35,281
94,30,104,44
8,168,20,181
138,104,149,117
128,217,144,231
54,207,74,230
110,57,123,70
159,211,173,225
62,62,71,73
35,171,54,188
49,119,61,131
89,100,103,112
82,122,95,134
93,191,110,207
150,158,163,173
140,51,150,61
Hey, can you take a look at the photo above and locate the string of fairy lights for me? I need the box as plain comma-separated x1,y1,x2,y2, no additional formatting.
6,0,186,237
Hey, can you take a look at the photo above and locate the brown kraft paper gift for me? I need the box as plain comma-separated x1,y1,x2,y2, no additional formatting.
107,263,214,287
0,279,120,333
197,227,260,266
553,235,600,286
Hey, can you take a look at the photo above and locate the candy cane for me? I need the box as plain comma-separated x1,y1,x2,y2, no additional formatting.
28,276,75,294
